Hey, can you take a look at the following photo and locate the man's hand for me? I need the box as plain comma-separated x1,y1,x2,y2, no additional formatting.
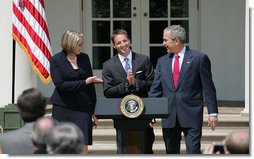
127,69,135,85
208,116,218,131
149,118,156,127
202,143,215,154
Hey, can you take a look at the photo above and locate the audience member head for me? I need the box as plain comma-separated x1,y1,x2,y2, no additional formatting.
225,130,249,154
17,88,46,122
47,122,84,154
31,116,57,152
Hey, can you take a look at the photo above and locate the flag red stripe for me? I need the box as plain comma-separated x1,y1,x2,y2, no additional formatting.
13,4,51,60
39,0,45,9
13,25,49,78
26,0,51,43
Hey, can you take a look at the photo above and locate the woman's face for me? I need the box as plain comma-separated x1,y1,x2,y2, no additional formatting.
73,39,84,55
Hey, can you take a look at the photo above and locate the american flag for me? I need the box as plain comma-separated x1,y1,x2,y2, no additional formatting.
12,0,52,84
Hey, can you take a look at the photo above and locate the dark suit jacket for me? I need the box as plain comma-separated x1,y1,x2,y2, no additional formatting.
149,47,218,129
102,52,154,98
103,52,155,154
50,51,96,114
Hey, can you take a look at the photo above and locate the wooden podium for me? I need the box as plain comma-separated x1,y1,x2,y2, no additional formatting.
94,97,170,154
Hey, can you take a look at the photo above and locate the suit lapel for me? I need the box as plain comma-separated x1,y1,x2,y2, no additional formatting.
167,53,175,90
176,48,193,89
131,52,138,74
113,55,127,77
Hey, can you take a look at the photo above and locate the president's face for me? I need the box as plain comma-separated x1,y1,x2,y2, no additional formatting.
113,34,131,57
163,31,177,53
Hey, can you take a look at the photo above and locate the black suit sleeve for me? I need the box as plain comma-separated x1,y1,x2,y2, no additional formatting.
134,56,154,95
85,56,97,113
102,62,130,98
149,57,163,97
50,56,87,92
200,54,218,114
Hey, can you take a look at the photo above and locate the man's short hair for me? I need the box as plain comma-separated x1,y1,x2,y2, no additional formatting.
111,29,130,44
164,25,186,43
17,88,46,122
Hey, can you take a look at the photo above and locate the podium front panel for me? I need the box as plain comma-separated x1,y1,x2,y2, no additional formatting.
95,97,169,119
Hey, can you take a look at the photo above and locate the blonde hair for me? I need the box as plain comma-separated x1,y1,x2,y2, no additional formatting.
61,30,84,52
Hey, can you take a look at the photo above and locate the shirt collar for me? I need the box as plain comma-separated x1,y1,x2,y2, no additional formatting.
174,46,186,58
118,51,132,63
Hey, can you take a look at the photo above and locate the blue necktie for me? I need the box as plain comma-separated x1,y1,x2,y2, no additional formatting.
124,58,130,74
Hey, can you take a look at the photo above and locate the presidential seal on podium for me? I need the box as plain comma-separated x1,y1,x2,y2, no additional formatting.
120,94,144,118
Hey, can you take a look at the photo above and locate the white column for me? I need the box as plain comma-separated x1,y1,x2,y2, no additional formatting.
241,0,250,115
14,44,37,103
0,0,13,107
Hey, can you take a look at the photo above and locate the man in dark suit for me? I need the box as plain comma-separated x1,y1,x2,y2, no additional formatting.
102,29,155,154
149,25,219,154
0,88,47,155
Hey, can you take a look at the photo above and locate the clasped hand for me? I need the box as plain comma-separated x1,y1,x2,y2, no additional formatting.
127,69,135,86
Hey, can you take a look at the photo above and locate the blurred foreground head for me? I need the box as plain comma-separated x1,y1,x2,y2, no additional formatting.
32,116,57,151
47,122,84,154
225,130,249,154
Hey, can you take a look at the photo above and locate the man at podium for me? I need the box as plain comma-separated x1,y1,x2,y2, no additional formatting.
102,29,155,154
